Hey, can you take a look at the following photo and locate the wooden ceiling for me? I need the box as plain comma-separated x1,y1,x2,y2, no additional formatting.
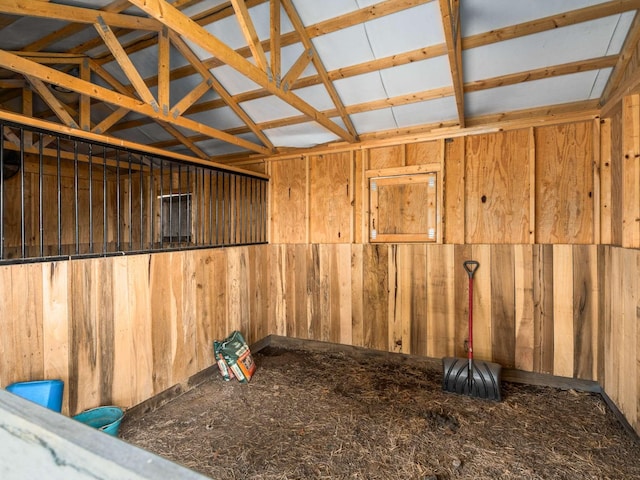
0,0,638,164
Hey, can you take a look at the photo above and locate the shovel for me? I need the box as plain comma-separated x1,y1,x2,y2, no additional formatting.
442,260,502,401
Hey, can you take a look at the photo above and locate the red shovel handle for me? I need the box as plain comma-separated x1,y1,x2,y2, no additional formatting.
463,261,479,361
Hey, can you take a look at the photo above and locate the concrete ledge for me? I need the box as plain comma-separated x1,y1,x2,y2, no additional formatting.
0,389,209,479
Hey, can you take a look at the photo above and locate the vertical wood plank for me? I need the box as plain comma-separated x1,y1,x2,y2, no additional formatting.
600,119,612,244
514,244,535,372
426,244,454,358
269,244,286,337
127,254,154,406
621,248,638,426
363,244,388,351
622,94,640,248
610,104,624,246
149,253,172,395
553,244,574,378
319,244,331,342
444,137,466,244
42,261,69,414
592,119,601,244
351,244,364,347
491,244,516,368
195,250,216,372
408,245,427,356
388,245,402,353
69,260,98,415
471,245,492,361
453,244,473,357
533,244,554,374
337,244,353,346
307,244,321,340
573,245,598,381
111,256,133,408
294,244,309,339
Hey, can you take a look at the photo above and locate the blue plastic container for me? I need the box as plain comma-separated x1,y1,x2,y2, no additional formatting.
5,379,64,412
73,406,124,436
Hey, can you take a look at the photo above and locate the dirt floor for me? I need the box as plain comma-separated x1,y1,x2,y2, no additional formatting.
120,345,640,480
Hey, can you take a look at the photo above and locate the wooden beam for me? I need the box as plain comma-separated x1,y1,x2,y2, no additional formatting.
79,58,91,131
270,0,281,85
438,0,464,127
169,79,212,118
281,0,358,139
92,106,130,134
157,26,171,116
280,48,313,92
21,0,132,52
600,10,640,105
0,0,162,31
25,77,79,129
128,0,356,142
159,121,209,159
463,0,640,50
0,50,270,155
94,17,159,111
0,107,269,177
230,0,270,74
465,55,619,93
168,31,275,149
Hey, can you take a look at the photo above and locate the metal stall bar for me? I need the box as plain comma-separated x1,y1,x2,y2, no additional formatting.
0,124,4,260
38,133,44,257
88,144,94,254
19,129,25,258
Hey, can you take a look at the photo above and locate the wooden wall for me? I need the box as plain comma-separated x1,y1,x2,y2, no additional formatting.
0,246,269,416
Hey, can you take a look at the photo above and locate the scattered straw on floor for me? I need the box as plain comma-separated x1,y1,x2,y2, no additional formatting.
120,347,640,480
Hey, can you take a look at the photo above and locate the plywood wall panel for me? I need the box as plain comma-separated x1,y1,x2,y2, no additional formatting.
406,140,442,166
535,122,594,244
269,158,307,243
622,95,640,248
369,145,403,169
309,153,352,243
465,130,531,243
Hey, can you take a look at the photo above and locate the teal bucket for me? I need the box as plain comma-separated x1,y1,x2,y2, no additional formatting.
73,406,124,436
6,379,64,412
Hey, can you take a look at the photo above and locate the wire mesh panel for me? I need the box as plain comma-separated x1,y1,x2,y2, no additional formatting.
0,120,268,264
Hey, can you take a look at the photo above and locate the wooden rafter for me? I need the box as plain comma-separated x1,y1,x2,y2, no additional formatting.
92,107,130,134
463,0,640,50
230,0,270,73
281,0,358,139
159,121,209,159
157,26,171,115
128,0,355,143
0,49,270,155
94,17,159,110
0,0,162,31
270,0,281,85
20,0,132,52
600,10,640,105
25,76,79,129
168,31,275,150
438,0,464,127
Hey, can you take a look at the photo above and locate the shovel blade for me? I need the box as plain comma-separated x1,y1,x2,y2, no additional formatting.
442,357,502,401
